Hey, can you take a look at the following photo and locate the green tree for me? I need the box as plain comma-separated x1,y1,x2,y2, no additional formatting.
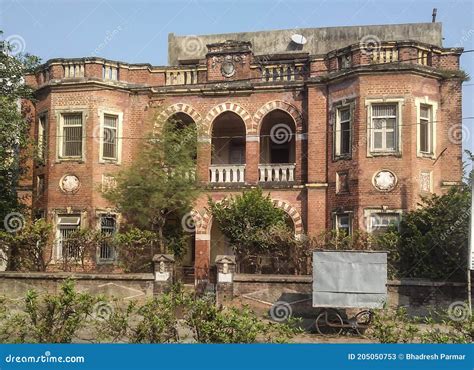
382,186,470,280
208,188,292,272
0,31,40,227
104,116,200,255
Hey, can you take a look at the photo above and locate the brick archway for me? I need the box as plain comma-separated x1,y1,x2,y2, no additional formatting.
254,101,304,133
157,103,202,125
203,102,254,136
272,199,304,235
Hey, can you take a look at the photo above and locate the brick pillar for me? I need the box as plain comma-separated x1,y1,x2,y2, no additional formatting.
152,254,175,294
197,139,211,184
295,133,306,182
194,235,210,291
215,255,236,306
245,135,259,184
306,186,328,236
306,85,328,236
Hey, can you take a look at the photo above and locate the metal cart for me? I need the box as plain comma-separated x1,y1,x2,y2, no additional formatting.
312,250,387,336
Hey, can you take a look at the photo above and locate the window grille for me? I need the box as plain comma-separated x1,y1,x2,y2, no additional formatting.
62,113,83,158
103,114,118,160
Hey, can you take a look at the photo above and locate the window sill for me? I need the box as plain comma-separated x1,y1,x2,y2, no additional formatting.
99,159,120,165
368,151,402,158
417,152,435,160
56,158,84,164
333,154,352,161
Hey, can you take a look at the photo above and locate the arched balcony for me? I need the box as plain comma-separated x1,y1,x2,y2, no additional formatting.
259,110,296,183
210,112,246,183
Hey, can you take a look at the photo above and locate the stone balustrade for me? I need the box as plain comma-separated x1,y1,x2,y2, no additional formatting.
209,165,245,183
371,47,398,64
261,64,304,82
258,163,295,182
63,63,85,78
165,68,199,85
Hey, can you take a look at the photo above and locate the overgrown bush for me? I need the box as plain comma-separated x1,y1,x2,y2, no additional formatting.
113,228,158,272
368,305,472,344
0,279,97,343
98,285,299,343
0,280,299,343
0,219,52,271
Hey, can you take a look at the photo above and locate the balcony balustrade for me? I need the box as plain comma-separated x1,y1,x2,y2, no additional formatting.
261,64,304,82
165,68,199,85
258,163,295,182
209,165,246,183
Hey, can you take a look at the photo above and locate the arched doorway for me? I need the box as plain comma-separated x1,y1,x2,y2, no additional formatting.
210,112,246,183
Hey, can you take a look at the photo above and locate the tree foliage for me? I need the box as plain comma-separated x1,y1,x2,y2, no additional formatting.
382,186,470,280
0,31,40,227
208,188,294,272
104,116,200,255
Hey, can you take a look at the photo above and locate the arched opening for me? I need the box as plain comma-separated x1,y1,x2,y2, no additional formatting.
167,112,197,161
259,110,296,182
210,112,246,183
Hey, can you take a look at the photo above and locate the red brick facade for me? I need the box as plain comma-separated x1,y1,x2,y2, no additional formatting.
23,33,464,276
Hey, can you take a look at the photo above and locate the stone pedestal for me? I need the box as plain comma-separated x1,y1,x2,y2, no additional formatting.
215,255,236,305
152,254,175,294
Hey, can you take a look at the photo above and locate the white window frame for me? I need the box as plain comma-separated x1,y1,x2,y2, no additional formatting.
365,98,404,156
415,97,437,159
55,108,88,162
37,113,47,163
364,208,402,234
334,105,352,158
333,212,352,236
54,214,81,261
98,109,123,164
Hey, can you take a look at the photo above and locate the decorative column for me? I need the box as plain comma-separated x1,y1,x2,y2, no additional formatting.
152,254,175,294
215,255,236,306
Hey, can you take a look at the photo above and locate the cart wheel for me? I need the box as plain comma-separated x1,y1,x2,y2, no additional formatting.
315,309,344,336
354,310,373,336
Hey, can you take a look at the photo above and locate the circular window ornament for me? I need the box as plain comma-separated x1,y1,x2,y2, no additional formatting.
60,174,80,193
221,60,236,77
373,170,397,192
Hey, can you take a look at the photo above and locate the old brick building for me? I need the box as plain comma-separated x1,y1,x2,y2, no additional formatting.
24,22,464,278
